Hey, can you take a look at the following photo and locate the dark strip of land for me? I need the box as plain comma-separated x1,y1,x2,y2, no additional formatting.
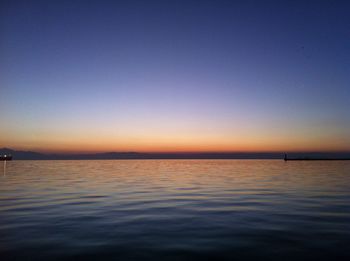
2,148,350,160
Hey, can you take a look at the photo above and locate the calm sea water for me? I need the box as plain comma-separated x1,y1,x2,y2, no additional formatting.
1,160,350,260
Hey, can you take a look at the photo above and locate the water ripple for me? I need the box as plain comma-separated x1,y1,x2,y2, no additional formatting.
1,160,350,260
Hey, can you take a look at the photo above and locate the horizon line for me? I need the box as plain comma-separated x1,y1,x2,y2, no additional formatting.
2,147,350,155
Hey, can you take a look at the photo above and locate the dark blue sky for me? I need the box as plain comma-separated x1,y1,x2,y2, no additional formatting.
1,0,349,152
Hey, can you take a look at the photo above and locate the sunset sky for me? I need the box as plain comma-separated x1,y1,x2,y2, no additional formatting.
1,0,349,153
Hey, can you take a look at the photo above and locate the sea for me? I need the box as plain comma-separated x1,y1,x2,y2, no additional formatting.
1,160,350,260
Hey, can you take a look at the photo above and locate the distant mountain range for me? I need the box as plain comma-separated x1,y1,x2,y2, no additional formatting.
1,148,350,160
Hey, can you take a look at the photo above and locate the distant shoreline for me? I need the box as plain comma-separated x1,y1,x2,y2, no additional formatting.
2,148,350,161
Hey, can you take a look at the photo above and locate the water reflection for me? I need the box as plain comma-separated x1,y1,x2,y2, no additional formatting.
0,160,350,260
2,161,6,176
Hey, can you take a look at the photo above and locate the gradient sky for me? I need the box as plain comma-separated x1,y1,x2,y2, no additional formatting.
1,0,349,153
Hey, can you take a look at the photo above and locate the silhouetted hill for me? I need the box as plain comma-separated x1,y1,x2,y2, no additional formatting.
1,148,350,160
0,148,284,160
0,148,48,160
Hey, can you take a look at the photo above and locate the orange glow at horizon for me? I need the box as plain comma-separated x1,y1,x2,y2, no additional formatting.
1,111,349,154
2,129,349,154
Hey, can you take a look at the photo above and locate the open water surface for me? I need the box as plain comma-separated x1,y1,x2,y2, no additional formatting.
1,160,350,260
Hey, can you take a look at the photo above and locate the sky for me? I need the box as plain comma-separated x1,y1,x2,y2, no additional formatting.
1,0,349,153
